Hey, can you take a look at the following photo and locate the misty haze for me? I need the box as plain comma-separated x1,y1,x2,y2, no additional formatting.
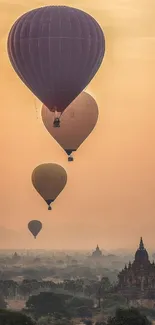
1,0,155,324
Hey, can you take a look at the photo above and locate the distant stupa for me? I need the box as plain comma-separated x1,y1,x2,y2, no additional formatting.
91,245,102,258
12,252,20,263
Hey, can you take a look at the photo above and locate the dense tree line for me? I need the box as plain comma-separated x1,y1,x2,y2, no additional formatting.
0,309,35,325
0,265,118,283
0,277,153,324
0,307,152,325
0,277,112,302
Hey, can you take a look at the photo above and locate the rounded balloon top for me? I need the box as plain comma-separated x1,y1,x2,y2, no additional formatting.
42,91,99,156
7,5,105,112
28,220,42,238
31,163,67,209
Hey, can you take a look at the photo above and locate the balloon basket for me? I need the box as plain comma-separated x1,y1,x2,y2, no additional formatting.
53,118,60,128
68,156,74,162
53,124,60,128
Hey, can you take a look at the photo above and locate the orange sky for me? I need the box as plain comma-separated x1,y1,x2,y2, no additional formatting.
0,0,155,250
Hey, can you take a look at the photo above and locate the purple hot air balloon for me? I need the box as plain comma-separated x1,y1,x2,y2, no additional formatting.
7,6,105,123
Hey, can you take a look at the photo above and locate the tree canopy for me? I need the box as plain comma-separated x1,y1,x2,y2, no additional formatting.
67,296,93,309
37,315,72,325
107,307,152,325
0,295,7,309
0,309,35,325
26,292,71,318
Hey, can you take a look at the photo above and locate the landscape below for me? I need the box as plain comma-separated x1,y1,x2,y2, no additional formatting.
0,238,154,324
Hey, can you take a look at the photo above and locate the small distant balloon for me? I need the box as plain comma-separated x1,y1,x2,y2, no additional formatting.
41,92,99,161
31,163,67,210
7,5,105,123
28,220,42,239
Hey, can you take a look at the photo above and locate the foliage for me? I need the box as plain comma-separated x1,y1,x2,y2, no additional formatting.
26,292,71,318
22,268,42,280
37,315,72,325
63,279,84,294
0,275,114,301
107,307,152,325
100,277,112,292
139,306,155,319
66,296,94,318
83,321,93,325
0,295,7,309
26,290,95,319
76,305,92,318
102,294,127,309
0,309,35,325
67,296,94,309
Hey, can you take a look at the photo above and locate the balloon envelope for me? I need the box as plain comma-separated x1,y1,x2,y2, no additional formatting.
41,92,99,159
7,6,105,112
28,220,42,239
32,163,67,210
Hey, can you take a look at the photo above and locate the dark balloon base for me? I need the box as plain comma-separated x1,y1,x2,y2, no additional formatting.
65,149,75,162
45,199,54,209
65,149,76,155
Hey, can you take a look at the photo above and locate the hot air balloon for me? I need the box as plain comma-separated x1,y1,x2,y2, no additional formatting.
28,220,42,239
7,6,105,126
42,92,99,161
32,163,67,210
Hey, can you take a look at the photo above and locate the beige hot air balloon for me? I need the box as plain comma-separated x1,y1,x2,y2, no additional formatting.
28,220,42,239
32,163,67,210
41,92,99,161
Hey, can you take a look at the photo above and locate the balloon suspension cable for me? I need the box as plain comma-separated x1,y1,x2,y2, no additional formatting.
34,98,39,120
48,205,52,211
34,236,36,239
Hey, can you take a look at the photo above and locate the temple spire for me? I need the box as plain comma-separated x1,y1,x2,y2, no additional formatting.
139,237,144,250
92,244,102,257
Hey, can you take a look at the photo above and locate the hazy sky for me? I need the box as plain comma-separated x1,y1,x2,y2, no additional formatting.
1,0,155,250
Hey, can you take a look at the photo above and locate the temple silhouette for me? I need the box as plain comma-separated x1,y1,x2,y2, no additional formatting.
117,237,155,299
91,245,102,258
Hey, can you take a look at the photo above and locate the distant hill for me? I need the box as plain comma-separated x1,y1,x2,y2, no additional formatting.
0,227,25,249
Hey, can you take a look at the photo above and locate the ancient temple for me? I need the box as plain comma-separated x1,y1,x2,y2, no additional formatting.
117,237,155,299
91,245,102,258
12,252,20,263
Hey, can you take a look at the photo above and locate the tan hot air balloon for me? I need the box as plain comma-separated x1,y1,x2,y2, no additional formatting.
32,163,67,210
28,220,42,239
41,92,99,161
